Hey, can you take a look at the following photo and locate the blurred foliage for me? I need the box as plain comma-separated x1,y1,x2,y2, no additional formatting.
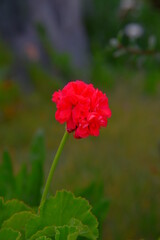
84,0,160,91
36,23,78,80
27,63,61,98
0,131,45,206
144,68,160,94
0,80,21,121
85,0,160,54
0,40,13,80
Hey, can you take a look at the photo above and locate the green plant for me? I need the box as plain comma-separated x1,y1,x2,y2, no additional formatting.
0,131,99,239
0,190,98,240
0,130,45,206
0,80,113,239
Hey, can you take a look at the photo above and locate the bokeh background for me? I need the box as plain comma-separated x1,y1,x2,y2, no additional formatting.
0,0,160,239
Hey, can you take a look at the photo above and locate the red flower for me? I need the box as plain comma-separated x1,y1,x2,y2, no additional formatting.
52,80,111,139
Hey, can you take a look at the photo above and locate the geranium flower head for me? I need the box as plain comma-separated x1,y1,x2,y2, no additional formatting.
52,80,111,139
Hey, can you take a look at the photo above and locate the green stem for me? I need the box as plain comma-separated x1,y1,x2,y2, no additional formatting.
39,130,69,208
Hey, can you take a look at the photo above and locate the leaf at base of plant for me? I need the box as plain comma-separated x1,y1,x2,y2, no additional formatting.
2,211,35,236
35,237,52,240
26,190,99,240
0,198,31,228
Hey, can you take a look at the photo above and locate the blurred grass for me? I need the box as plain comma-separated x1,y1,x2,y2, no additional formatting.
0,76,160,239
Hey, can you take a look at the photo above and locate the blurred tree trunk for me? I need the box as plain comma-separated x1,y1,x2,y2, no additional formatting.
0,0,89,70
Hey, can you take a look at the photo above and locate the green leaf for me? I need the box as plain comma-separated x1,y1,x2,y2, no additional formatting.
92,199,109,224
29,224,87,240
35,237,52,240
0,228,21,240
0,198,31,228
29,219,93,240
55,225,79,240
69,218,96,239
27,130,45,206
26,190,98,240
15,164,28,202
2,211,34,239
0,150,15,199
30,130,45,164
29,226,56,240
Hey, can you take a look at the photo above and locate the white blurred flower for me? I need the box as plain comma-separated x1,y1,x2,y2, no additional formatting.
124,23,144,39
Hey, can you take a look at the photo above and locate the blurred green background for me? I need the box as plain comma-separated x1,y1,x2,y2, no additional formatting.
0,0,160,239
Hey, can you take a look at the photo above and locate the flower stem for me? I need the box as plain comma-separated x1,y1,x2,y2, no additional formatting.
39,130,69,208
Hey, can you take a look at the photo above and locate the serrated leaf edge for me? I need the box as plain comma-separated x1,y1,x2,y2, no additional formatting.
39,190,99,227
33,190,99,239
2,210,35,229
29,225,56,240
0,197,32,211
